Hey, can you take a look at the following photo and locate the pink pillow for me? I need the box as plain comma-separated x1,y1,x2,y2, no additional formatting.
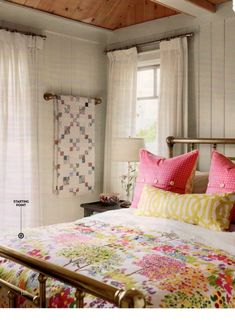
131,149,199,208
206,150,235,223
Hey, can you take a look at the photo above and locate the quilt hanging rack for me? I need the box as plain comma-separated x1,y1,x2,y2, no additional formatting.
43,92,102,105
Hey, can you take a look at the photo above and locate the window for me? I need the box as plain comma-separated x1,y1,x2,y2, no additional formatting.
136,64,160,153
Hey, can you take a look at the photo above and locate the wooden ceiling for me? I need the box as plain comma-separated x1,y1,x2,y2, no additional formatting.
7,0,230,31
7,0,178,30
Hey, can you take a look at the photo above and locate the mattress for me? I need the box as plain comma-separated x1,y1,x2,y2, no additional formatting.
0,208,235,308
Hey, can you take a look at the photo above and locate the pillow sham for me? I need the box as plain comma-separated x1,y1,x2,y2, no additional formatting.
136,185,235,231
131,149,199,208
206,151,235,222
193,171,209,194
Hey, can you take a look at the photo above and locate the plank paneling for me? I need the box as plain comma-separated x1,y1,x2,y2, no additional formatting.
198,23,212,170
225,18,235,158
188,32,199,138
211,20,225,154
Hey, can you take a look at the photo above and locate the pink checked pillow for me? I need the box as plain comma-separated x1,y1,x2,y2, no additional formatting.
206,150,235,223
131,149,199,208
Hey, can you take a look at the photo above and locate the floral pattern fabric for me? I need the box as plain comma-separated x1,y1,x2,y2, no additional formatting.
0,210,235,308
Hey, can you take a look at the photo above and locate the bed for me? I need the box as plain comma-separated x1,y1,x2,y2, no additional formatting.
0,137,235,308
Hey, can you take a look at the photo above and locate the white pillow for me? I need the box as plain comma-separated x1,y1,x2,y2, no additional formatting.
192,171,209,194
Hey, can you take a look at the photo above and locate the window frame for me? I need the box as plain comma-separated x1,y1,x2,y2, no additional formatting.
137,64,160,101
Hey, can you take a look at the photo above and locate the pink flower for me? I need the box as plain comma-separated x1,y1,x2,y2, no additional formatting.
27,249,50,261
135,254,185,280
153,245,175,252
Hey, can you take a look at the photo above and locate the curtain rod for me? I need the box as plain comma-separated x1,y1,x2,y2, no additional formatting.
0,26,46,39
43,93,102,105
104,32,194,54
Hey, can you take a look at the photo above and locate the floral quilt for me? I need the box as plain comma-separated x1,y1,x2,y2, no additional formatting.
0,209,235,308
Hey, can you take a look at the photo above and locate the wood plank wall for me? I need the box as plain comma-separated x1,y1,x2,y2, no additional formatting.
196,17,235,170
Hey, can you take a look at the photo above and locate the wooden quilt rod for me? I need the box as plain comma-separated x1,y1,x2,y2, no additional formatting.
44,92,102,105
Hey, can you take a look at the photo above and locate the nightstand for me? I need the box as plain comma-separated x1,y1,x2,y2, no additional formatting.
80,201,125,217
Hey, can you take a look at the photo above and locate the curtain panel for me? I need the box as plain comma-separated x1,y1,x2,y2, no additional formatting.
0,30,43,231
103,47,138,196
157,37,188,157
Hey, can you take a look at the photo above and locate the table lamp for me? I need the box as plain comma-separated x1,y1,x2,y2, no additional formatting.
113,137,145,205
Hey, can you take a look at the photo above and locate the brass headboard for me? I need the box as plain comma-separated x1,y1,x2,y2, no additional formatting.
166,136,235,160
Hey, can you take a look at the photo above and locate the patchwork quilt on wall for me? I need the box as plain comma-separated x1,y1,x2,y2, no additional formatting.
54,95,95,195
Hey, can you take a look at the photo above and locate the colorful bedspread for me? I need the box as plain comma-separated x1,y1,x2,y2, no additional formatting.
0,209,235,308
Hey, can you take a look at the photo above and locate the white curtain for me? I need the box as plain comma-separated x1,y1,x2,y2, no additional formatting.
0,30,43,232
103,48,138,195
157,37,188,157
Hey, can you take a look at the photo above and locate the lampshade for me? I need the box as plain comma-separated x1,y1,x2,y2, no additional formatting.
234,0,235,11
113,137,145,162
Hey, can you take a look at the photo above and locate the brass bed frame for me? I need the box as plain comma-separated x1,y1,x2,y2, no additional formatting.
166,136,235,159
0,245,145,308
1,137,235,308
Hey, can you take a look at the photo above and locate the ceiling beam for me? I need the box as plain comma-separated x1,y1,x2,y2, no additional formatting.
151,0,216,17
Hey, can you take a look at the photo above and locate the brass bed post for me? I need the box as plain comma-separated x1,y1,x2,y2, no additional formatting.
75,288,86,308
212,143,217,150
166,136,175,158
38,274,47,308
8,290,16,308
115,289,146,308
190,143,195,151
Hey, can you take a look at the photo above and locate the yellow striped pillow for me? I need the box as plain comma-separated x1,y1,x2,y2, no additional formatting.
136,185,235,231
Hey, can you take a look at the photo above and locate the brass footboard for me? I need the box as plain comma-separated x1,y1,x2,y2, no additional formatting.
0,245,146,308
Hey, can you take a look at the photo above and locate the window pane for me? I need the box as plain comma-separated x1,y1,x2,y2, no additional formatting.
136,99,159,154
137,68,154,98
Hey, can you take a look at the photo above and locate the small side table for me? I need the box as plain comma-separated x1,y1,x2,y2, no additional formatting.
80,201,125,217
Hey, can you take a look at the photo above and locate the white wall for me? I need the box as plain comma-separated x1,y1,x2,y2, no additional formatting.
109,1,235,170
0,1,112,225
38,32,107,225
